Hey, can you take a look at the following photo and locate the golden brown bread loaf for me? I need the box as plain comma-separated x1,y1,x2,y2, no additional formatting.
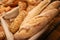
9,10,28,33
14,9,59,40
9,1,28,33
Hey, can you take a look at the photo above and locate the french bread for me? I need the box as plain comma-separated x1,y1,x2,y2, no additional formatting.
9,10,27,33
14,9,59,40
9,2,27,33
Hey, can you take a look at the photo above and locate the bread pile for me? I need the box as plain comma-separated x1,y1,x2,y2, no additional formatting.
0,0,60,40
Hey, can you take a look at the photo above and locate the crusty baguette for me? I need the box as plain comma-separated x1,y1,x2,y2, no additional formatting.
9,10,27,33
9,1,27,33
14,9,59,40
41,1,60,13
21,0,51,25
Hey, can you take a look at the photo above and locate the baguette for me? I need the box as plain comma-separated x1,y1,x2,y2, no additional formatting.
21,0,51,25
9,10,27,33
9,1,27,33
41,1,60,13
14,9,59,40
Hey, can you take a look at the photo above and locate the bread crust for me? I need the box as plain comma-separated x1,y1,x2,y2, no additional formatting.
14,9,59,40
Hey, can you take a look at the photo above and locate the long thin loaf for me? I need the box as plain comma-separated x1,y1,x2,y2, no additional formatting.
9,2,27,33
14,9,59,40
9,10,27,33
